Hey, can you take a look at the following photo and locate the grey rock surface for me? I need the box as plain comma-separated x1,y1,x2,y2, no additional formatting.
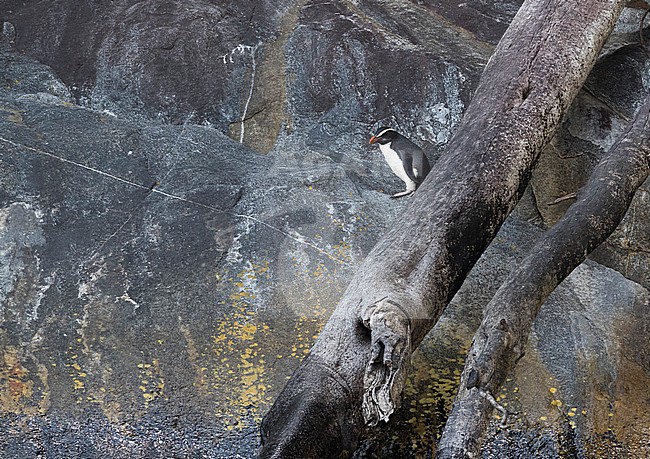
1,1,650,458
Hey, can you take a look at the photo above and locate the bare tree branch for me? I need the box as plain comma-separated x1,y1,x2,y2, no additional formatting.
436,93,650,459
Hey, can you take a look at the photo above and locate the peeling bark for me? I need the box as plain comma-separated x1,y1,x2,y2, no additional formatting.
436,94,650,459
259,1,626,457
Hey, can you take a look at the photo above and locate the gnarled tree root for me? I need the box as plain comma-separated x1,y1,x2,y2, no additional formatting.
362,298,412,425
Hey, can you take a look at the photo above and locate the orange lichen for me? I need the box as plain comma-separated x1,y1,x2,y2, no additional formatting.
0,347,48,415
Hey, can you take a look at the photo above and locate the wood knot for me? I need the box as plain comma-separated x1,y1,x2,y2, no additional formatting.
466,368,480,390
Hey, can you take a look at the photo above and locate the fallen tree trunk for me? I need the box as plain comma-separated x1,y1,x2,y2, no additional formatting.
436,94,650,459
259,1,626,457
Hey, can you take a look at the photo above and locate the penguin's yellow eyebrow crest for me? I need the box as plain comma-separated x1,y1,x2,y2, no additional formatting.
375,128,395,137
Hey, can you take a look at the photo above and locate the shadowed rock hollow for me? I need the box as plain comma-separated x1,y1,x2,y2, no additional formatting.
1,2,649,458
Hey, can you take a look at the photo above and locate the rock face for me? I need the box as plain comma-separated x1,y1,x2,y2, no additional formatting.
1,1,649,458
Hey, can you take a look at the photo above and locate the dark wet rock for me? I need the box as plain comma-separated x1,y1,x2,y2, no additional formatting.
3,1,292,134
1,1,650,458
4,0,489,153
0,41,400,458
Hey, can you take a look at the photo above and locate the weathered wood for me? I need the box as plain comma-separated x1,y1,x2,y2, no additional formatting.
436,94,650,459
259,1,626,457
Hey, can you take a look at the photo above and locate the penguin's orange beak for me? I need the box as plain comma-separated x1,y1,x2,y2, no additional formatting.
369,136,377,144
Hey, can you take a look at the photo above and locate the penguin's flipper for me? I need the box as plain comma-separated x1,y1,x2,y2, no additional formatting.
413,152,431,182
400,152,419,184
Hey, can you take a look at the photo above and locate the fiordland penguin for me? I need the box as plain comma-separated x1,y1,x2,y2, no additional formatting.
369,127,431,198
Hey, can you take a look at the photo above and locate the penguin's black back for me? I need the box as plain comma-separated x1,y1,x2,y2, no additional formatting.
391,134,431,184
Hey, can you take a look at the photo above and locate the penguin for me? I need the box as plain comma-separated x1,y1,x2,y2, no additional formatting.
369,127,431,198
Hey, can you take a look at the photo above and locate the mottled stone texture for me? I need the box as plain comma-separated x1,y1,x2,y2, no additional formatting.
1,1,649,458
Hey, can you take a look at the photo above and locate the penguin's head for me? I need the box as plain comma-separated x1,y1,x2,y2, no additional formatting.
369,127,398,145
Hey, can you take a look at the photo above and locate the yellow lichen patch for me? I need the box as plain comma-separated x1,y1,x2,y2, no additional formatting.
64,353,89,402
240,323,258,341
210,261,275,428
325,204,369,239
137,359,165,407
330,241,353,264
363,336,472,455
210,256,335,430
283,302,330,361
211,318,271,427
2,80,19,90
508,345,561,424
312,262,329,278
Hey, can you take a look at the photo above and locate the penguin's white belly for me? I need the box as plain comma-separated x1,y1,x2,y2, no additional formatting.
379,143,416,188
